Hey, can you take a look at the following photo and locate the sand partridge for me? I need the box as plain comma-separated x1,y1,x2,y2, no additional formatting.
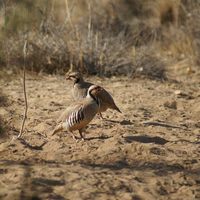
65,71,121,118
52,85,102,140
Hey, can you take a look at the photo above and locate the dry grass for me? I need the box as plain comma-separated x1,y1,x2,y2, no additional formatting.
0,0,200,78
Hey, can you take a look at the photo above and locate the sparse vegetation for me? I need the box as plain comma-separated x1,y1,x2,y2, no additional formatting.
0,0,200,78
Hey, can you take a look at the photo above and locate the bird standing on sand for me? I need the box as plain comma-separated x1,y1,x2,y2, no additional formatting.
65,71,121,118
52,85,102,141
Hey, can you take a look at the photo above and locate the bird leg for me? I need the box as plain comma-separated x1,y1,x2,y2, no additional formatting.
99,112,103,119
98,112,104,120
69,131,77,141
79,129,85,141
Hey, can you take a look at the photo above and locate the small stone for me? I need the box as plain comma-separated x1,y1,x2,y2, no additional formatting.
186,67,195,74
164,100,177,109
193,129,200,135
174,90,182,95
174,90,192,99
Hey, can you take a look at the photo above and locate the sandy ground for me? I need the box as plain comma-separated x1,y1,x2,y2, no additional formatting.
0,71,200,200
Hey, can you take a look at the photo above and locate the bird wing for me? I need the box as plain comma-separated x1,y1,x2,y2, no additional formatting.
98,88,115,105
57,102,84,123
97,88,121,113
67,105,85,128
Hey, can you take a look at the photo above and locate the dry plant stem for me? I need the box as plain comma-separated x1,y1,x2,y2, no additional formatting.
17,39,28,138
65,0,79,41
87,0,92,40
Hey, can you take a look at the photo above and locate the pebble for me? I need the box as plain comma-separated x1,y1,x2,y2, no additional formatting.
163,100,177,109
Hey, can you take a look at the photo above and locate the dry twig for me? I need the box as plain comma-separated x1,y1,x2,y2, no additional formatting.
17,36,28,138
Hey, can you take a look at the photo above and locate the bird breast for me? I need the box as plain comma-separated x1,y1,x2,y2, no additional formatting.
73,84,87,100
66,100,98,131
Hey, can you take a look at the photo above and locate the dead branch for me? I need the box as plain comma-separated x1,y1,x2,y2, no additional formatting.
17,36,28,138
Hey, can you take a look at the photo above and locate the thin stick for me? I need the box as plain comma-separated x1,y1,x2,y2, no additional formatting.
65,0,80,42
87,0,92,41
17,37,28,138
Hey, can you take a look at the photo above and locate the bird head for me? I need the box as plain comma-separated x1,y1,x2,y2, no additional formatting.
65,71,83,84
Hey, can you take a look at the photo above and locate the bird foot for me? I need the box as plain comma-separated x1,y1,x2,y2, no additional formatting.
71,134,77,141
75,137,85,143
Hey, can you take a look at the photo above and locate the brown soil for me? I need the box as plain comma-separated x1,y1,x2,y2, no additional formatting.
0,72,200,200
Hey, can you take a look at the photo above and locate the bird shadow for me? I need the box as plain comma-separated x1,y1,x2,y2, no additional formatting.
102,119,133,125
81,160,188,176
17,138,48,150
123,135,169,145
101,118,121,124
122,135,199,145
120,119,133,125
32,178,65,187
84,135,112,141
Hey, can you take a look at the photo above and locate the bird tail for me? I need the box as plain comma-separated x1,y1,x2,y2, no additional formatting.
52,123,63,135
113,104,122,113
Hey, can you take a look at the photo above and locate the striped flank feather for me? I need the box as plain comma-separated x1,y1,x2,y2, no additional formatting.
67,107,84,128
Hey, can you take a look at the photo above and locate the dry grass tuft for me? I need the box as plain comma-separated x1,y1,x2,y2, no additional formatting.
131,47,167,80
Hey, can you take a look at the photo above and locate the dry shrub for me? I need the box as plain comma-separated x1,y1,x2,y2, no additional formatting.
1,0,199,78
160,0,200,68
130,47,167,80
3,0,134,74
181,0,200,66
6,31,70,73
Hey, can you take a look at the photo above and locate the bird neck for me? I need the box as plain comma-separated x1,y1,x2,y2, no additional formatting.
74,77,84,85
87,92,100,106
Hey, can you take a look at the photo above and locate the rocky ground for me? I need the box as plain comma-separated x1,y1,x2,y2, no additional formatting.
0,71,200,200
